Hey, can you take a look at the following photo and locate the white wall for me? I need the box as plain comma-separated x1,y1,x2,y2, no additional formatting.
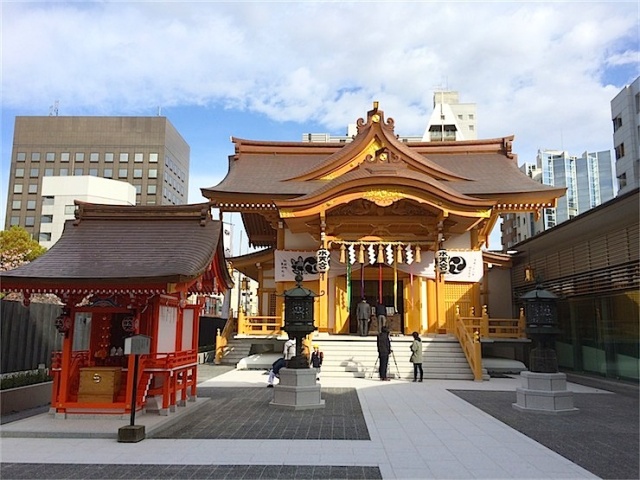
40,176,136,248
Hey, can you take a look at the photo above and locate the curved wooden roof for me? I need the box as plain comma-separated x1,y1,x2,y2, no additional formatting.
0,202,234,295
202,103,566,248
203,105,563,204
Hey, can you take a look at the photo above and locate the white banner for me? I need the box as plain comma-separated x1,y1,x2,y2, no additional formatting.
274,249,483,283
396,250,483,282
275,250,346,282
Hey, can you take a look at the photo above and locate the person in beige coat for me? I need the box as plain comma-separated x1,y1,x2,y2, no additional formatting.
410,331,423,382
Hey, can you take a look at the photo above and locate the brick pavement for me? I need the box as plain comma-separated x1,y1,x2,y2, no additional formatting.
450,387,639,480
152,387,369,440
0,463,382,479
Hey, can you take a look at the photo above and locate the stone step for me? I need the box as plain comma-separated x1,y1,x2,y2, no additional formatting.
309,337,477,379
318,371,478,380
223,335,488,381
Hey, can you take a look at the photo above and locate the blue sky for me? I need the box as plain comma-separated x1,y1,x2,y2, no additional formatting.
2,1,638,252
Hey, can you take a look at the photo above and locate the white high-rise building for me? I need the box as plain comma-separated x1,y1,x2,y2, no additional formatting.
302,92,477,144
422,90,477,142
610,76,640,195
502,149,616,249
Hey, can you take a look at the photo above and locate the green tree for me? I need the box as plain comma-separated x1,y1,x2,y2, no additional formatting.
0,226,47,271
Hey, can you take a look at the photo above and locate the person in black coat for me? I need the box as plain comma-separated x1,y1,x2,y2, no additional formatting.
376,326,392,380
375,302,387,331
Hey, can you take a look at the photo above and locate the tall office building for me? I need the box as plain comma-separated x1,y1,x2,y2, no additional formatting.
421,90,477,142
610,76,640,195
5,116,190,240
501,149,616,249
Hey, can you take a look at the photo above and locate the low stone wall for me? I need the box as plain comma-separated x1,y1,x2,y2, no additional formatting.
0,381,52,415
197,351,215,364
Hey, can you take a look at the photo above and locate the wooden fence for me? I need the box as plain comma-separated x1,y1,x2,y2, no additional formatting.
1,300,62,374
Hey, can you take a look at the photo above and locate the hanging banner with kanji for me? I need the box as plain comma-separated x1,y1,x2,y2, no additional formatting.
275,250,346,282
274,249,482,283
395,250,483,282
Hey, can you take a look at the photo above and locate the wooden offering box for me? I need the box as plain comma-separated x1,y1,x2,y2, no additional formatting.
78,367,122,403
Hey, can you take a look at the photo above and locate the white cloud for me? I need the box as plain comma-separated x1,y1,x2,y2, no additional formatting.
4,3,636,123
2,1,638,241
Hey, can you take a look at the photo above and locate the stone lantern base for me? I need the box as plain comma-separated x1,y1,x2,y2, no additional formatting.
270,368,325,410
512,371,579,415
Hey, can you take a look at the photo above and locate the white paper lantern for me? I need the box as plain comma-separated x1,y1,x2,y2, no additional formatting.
316,248,330,273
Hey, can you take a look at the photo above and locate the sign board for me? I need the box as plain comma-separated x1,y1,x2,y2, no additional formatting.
124,335,151,355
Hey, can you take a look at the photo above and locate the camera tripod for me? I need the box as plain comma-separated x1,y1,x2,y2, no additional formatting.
368,351,401,380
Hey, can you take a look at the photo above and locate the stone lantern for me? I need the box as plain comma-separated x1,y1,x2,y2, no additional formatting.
522,285,561,373
282,270,318,369
270,262,325,410
513,284,578,415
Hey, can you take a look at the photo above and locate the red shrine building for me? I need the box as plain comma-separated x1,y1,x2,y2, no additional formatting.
0,202,233,416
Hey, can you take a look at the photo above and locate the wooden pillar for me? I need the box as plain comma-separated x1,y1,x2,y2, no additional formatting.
317,213,329,332
435,271,446,332
256,262,263,315
276,221,285,320
57,310,74,408
426,278,438,333
318,273,329,332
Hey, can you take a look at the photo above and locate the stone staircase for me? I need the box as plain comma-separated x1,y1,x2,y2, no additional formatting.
216,334,490,381
217,338,253,366
312,334,490,381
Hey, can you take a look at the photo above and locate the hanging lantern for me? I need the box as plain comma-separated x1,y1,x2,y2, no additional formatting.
340,244,346,263
436,249,450,274
316,248,330,273
358,244,365,264
524,265,535,282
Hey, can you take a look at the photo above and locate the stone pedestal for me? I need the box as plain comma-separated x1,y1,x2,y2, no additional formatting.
512,371,579,415
117,425,146,443
270,368,325,410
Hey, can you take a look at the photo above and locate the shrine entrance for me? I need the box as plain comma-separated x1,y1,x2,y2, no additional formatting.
348,279,405,335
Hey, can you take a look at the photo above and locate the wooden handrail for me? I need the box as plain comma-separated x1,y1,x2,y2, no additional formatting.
237,314,284,336
456,305,525,340
454,306,483,381
215,316,237,364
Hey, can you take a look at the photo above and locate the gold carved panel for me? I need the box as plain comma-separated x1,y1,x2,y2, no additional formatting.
362,190,406,207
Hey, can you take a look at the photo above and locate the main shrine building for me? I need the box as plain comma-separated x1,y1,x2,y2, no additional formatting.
203,103,565,338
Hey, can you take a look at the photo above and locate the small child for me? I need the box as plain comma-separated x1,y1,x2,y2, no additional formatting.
310,345,323,380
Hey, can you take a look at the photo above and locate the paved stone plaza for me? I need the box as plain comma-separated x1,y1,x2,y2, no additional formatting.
0,365,637,479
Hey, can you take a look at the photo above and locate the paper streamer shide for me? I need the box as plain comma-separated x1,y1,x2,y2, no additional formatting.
274,250,483,283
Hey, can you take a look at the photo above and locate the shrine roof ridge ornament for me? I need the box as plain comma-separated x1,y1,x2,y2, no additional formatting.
285,101,469,183
356,100,395,133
